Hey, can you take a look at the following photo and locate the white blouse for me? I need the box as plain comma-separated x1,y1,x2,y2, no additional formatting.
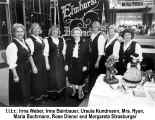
6,38,29,69
123,40,143,61
43,36,66,57
91,32,106,56
105,33,120,59
72,39,80,58
25,35,48,56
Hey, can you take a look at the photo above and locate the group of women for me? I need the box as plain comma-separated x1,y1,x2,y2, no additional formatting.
6,21,143,106
6,23,66,106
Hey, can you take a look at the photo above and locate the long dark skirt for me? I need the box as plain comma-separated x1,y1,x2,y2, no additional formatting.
32,55,48,98
48,55,66,92
9,61,31,106
68,58,87,86
99,56,106,74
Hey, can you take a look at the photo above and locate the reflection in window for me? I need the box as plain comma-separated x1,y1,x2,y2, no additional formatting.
0,4,9,66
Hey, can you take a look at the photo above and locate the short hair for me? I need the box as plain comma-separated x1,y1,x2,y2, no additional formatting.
12,23,25,36
121,29,135,39
91,21,101,30
71,27,82,36
108,24,117,32
48,25,60,36
29,23,42,35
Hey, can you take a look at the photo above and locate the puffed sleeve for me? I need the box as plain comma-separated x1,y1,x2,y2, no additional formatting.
112,41,120,59
97,34,106,56
6,43,18,69
43,37,49,57
25,38,34,55
135,43,143,62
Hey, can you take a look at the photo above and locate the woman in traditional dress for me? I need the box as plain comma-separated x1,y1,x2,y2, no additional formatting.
44,25,66,99
89,21,106,91
103,25,121,75
6,23,31,106
104,25,120,61
118,28,143,75
65,27,90,100
26,23,48,102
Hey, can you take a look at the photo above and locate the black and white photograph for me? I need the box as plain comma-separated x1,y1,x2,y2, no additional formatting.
0,0,155,119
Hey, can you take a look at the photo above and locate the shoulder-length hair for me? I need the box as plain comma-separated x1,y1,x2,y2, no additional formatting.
108,24,118,33
29,23,42,35
91,21,101,31
12,23,26,36
48,25,60,36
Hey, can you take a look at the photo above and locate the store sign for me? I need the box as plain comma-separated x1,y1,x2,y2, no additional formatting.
112,0,147,9
110,0,154,9
58,0,105,35
61,0,97,18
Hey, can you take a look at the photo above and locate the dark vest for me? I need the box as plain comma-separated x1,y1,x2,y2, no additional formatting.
65,37,77,61
90,32,101,64
119,41,137,65
47,37,64,58
12,39,30,66
65,37,74,65
105,39,117,59
65,37,89,66
29,36,45,58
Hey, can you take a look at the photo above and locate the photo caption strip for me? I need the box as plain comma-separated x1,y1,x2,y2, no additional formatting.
0,107,154,120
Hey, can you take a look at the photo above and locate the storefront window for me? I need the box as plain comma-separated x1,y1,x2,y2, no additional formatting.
116,13,143,25
0,3,11,67
116,12,154,36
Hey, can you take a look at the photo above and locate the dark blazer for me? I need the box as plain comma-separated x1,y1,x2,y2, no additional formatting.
65,37,90,68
